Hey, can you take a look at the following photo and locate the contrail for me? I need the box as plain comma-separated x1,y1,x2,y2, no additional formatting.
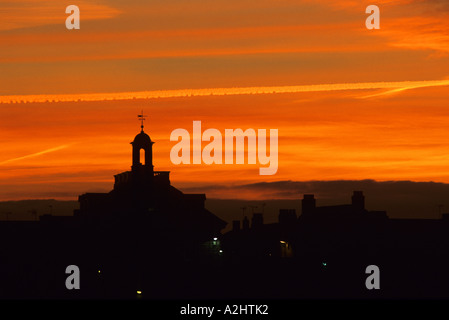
1,80,448,103
0,145,70,165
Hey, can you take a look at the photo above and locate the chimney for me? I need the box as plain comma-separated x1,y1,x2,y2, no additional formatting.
242,216,250,231
251,213,264,228
302,194,316,215
352,191,365,211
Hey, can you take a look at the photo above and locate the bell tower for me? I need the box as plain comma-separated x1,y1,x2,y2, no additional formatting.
113,112,171,191
131,111,154,172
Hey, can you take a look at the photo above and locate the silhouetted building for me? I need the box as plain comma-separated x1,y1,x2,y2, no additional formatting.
299,191,387,220
251,213,264,228
301,194,316,216
223,191,388,262
352,190,365,210
3,119,449,300
0,119,229,299
242,215,250,230
75,124,226,241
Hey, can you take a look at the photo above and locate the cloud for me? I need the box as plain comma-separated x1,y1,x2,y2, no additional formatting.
0,145,70,165
0,0,120,31
303,0,449,55
1,79,448,103
378,12,449,55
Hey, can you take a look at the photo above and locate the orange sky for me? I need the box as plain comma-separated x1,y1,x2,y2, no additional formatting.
1,0,449,200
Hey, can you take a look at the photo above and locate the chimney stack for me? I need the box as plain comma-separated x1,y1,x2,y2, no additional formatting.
251,213,264,228
242,216,250,231
352,191,365,211
302,194,316,215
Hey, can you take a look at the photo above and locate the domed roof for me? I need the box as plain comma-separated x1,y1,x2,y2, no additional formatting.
132,130,152,145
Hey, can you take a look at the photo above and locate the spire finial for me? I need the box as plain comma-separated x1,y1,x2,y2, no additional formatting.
137,110,147,132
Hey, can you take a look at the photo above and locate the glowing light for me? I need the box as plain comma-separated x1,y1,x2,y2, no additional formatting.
136,290,142,295
219,250,223,253
280,241,286,244
213,237,218,241
322,262,327,267
97,270,101,274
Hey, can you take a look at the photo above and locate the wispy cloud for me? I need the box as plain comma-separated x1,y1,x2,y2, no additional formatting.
358,79,449,98
0,0,120,31
0,145,70,165
1,80,448,103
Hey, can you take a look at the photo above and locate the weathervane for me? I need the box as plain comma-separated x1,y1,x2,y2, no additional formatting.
138,110,147,131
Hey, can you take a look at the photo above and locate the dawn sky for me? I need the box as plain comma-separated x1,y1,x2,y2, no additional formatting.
1,0,449,201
